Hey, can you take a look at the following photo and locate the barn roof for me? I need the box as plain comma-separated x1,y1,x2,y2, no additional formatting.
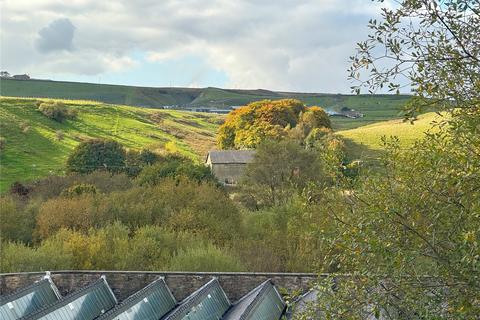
206,150,255,164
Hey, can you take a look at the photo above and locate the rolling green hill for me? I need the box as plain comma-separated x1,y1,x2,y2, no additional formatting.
337,112,445,160
0,97,221,192
0,78,412,130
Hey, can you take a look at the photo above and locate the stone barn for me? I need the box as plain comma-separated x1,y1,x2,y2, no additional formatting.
205,150,255,185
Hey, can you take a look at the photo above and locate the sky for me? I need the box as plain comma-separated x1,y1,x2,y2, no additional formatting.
0,0,387,93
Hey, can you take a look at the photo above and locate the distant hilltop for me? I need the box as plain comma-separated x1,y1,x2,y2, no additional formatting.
0,77,411,114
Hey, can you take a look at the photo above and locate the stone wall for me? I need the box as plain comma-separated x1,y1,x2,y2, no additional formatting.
0,271,320,302
211,163,247,185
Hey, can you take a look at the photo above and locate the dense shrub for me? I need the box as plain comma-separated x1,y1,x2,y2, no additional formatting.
60,184,98,198
0,136,5,152
35,178,241,244
0,240,73,273
28,172,133,200
9,182,31,197
0,223,238,273
55,130,64,141
240,140,327,207
36,195,99,239
0,196,37,243
301,106,331,130
217,99,331,149
137,156,216,185
124,149,160,177
66,139,126,174
169,244,245,272
38,101,77,122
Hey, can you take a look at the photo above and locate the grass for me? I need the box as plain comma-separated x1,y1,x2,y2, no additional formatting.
1,78,412,130
0,97,221,192
337,112,445,160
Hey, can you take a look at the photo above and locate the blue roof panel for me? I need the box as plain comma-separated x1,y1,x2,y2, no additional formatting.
0,277,61,320
222,279,285,320
97,277,176,320
21,276,117,320
163,278,230,320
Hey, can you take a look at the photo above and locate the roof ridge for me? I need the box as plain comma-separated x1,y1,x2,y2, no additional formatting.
239,280,274,319
233,279,270,306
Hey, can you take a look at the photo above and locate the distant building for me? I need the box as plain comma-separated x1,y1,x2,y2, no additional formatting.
205,150,255,185
12,74,30,80
325,107,364,119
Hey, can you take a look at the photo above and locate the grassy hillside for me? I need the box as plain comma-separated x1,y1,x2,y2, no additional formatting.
337,112,445,160
0,78,411,130
0,97,221,191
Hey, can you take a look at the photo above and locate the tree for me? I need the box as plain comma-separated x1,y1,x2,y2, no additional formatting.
300,106,331,132
124,149,159,177
217,99,331,149
66,139,126,174
305,1,480,318
136,155,217,185
349,0,480,117
240,140,326,207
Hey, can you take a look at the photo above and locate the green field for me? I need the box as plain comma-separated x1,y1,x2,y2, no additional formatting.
0,97,221,191
0,78,411,130
337,112,445,160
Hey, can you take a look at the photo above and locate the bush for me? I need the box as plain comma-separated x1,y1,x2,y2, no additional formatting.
0,136,5,152
36,195,99,239
38,101,77,122
20,122,30,134
124,149,160,177
0,239,73,273
61,183,98,198
28,172,133,200
168,244,245,272
0,196,36,243
301,106,331,130
0,223,238,272
35,178,241,244
137,156,216,185
66,139,126,174
9,181,31,197
55,130,64,141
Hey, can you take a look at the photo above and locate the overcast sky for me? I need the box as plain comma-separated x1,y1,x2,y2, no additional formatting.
0,0,387,93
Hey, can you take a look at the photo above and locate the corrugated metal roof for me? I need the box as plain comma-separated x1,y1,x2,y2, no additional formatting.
222,279,285,320
21,276,117,320
97,277,176,320
0,276,61,320
206,150,255,164
163,278,230,320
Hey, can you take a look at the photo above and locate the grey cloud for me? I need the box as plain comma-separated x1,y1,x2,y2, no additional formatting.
36,18,75,53
1,0,385,91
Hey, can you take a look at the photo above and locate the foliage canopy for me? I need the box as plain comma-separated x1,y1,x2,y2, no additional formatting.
217,99,330,149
